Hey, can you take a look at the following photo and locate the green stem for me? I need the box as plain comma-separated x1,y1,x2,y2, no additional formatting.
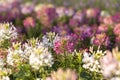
34,70,37,79
64,52,67,69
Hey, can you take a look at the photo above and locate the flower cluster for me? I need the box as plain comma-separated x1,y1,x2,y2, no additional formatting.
53,35,77,54
7,38,54,70
82,47,105,73
101,47,120,79
42,32,60,48
0,23,17,43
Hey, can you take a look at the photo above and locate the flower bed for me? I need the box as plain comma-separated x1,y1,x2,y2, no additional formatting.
0,0,120,80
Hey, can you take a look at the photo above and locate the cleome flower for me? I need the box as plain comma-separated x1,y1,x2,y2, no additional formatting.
29,40,54,70
0,68,11,80
7,42,24,66
6,38,54,70
46,68,78,80
82,47,105,73
42,32,60,48
0,23,17,43
53,34,77,54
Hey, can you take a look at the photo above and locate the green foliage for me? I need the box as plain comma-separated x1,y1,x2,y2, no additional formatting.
0,39,11,49
26,23,42,39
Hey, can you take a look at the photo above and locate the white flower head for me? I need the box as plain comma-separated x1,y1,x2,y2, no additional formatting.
82,49,103,73
2,76,10,80
0,23,17,43
42,32,60,48
28,38,54,70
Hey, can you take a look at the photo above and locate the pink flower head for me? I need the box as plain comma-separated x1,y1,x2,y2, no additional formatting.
53,36,75,54
114,24,120,36
86,8,99,18
92,33,110,46
23,17,35,28
103,16,113,25
115,35,120,46
98,24,108,32
21,3,34,15
100,50,118,78
54,41,63,54
56,7,66,17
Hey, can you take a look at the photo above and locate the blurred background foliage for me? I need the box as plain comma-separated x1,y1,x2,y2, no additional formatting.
25,0,120,14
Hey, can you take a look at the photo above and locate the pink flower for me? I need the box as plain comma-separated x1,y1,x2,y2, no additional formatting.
65,42,74,53
23,17,35,28
92,33,110,46
98,24,108,32
103,16,113,25
53,36,76,54
100,51,118,78
86,8,99,18
54,41,63,54
115,35,120,46
114,24,120,36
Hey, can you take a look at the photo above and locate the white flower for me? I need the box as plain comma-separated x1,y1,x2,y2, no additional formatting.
28,39,54,70
82,51,102,73
0,58,4,67
2,76,10,80
7,42,24,66
42,32,60,48
111,77,120,80
100,51,120,78
29,54,41,70
29,46,53,70
0,23,17,43
7,48,22,66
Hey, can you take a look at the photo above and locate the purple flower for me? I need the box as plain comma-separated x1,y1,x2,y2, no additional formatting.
80,26,93,39
73,25,93,40
52,24,71,36
21,2,34,15
72,11,85,24
112,12,120,23
69,18,80,27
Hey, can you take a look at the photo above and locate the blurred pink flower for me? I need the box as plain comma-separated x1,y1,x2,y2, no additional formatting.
54,41,63,54
114,24,120,36
21,3,34,15
115,35,120,46
100,50,118,78
53,36,76,54
92,33,110,46
98,24,108,32
47,68,78,80
23,17,35,28
103,16,113,25
56,7,66,17
86,8,99,18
